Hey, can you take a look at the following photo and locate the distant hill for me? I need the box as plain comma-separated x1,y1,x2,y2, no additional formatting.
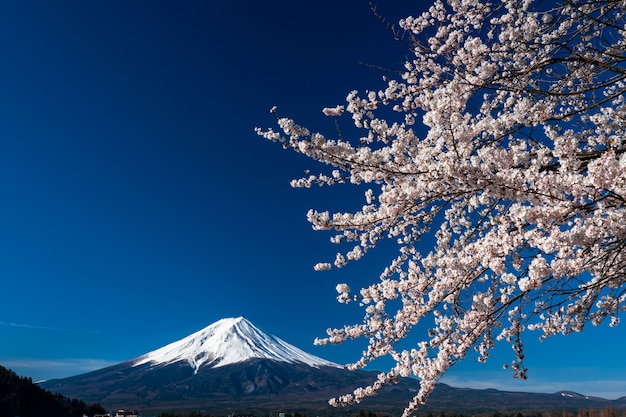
40,317,626,416
0,365,104,417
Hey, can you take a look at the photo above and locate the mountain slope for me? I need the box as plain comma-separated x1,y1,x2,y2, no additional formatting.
42,358,379,409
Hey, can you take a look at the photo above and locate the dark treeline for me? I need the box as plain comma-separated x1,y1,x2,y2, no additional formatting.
0,365,105,417
538,409,626,417
420,410,626,417
156,408,626,417
155,412,376,417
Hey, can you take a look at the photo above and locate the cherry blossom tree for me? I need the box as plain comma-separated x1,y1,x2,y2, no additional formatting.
257,0,626,415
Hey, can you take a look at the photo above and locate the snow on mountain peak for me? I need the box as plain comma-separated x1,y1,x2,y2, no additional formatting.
133,317,341,373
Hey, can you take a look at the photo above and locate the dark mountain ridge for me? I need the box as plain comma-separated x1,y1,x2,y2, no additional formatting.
39,318,626,416
41,360,626,417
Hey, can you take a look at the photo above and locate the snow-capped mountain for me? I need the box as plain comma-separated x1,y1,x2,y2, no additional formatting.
133,316,340,372
41,316,370,411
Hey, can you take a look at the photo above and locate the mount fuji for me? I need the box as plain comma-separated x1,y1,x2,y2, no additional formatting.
40,317,393,413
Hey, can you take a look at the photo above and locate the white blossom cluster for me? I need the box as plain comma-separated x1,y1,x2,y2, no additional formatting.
257,1,626,415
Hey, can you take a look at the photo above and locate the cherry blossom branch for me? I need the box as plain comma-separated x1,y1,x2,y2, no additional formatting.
258,1,626,415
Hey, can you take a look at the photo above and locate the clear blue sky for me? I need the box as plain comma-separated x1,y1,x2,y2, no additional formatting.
0,0,624,400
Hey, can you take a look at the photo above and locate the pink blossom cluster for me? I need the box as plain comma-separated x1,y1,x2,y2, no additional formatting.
257,1,626,415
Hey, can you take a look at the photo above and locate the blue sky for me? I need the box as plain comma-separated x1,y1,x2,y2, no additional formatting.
0,0,624,400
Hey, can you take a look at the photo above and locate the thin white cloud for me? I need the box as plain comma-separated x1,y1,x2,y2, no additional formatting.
0,321,100,334
1,358,119,381
0,321,60,330
441,372,626,400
